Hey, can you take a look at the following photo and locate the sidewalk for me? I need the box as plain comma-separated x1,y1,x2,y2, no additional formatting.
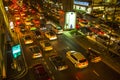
6,31,27,80
63,31,120,74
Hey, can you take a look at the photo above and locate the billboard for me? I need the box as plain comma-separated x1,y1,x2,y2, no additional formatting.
12,44,21,59
64,12,76,30
74,0,90,6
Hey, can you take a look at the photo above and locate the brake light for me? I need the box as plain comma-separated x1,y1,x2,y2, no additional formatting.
78,63,82,67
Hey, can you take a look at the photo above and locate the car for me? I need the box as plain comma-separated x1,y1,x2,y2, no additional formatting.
66,51,88,68
30,26,37,31
33,30,42,39
19,24,26,33
32,19,40,25
107,33,120,42
23,35,33,44
78,18,88,27
51,24,63,34
20,26,26,33
32,64,52,80
14,15,20,20
15,20,22,26
89,27,105,35
20,12,26,17
78,27,93,36
87,48,101,63
29,46,42,59
49,55,68,71
45,31,57,40
95,35,113,45
24,20,34,26
78,21,88,27
40,40,53,51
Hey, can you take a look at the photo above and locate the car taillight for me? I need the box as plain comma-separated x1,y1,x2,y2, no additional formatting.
78,63,82,66
86,61,88,64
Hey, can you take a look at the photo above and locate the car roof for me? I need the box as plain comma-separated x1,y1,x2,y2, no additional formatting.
29,46,41,53
71,51,85,60
50,55,66,66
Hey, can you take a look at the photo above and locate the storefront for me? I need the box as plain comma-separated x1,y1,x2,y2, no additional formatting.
73,0,92,14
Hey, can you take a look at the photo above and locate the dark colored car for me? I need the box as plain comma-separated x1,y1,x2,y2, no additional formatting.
33,30,42,39
87,48,101,63
79,27,93,36
49,55,68,71
32,64,51,80
96,35,113,45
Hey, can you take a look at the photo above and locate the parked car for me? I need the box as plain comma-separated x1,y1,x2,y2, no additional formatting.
66,51,88,68
49,55,68,71
45,31,57,40
107,33,120,42
87,48,101,63
40,40,53,51
95,35,113,45
78,27,93,36
32,64,52,80
29,45,42,59
89,27,105,35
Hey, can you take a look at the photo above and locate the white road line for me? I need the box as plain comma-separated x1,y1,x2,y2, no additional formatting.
46,65,49,69
49,70,52,74
76,76,80,80
93,70,100,77
51,76,55,80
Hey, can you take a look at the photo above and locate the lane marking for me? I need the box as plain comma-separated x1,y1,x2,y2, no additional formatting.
93,70,100,77
51,76,55,80
76,76,80,80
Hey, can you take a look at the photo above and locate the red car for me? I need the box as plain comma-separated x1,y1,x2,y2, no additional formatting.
15,20,22,26
33,64,52,80
89,27,105,35
32,19,40,25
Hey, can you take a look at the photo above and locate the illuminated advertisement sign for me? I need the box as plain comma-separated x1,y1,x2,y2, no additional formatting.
64,12,76,30
12,44,21,58
74,0,89,6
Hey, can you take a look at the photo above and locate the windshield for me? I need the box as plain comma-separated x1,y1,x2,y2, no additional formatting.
25,36,31,40
79,59,87,63
45,42,51,47
57,27,62,30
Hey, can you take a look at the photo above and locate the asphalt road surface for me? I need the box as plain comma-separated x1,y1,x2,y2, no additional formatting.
17,34,120,80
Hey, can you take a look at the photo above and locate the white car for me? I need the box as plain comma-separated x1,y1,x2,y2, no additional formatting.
66,51,88,68
40,40,53,51
23,35,33,44
107,33,120,42
45,31,57,40
29,46,42,59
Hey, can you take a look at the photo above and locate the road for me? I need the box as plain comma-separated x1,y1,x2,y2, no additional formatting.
17,34,120,80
